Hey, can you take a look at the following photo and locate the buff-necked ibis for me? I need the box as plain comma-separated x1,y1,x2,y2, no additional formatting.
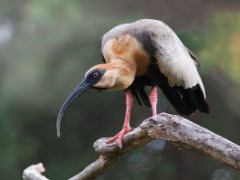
56,19,209,148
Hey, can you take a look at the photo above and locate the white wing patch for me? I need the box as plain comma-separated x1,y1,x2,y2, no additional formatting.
144,20,206,98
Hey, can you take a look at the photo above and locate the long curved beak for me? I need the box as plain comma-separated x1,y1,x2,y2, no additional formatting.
56,79,90,137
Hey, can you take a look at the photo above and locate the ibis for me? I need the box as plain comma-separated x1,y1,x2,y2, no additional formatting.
56,19,209,148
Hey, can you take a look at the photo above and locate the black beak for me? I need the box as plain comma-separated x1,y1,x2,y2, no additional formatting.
56,79,90,137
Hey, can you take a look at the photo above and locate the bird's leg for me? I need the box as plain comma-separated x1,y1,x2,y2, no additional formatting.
106,90,133,148
150,86,158,116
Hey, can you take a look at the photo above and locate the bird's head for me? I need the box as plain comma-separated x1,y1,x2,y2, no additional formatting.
56,62,135,137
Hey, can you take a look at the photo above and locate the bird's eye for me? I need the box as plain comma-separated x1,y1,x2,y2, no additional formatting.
92,71,100,78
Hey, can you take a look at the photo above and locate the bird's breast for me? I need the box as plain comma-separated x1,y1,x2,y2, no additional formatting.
102,34,150,76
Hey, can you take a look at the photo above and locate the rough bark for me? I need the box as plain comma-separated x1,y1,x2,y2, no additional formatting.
23,113,240,180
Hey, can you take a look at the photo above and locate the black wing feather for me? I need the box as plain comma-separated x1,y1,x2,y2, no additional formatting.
130,64,209,115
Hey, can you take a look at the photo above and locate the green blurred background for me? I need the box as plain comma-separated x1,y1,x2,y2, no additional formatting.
0,0,240,179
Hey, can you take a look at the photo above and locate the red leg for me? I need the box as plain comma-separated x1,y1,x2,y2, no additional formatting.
107,90,133,148
150,86,158,116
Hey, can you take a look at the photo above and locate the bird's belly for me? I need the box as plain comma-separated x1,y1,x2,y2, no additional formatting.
134,51,150,76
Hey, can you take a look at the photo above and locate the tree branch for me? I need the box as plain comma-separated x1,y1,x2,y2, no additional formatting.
23,113,240,180
23,163,49,180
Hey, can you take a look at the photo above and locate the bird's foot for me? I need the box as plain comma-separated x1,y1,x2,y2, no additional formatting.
106,126,132,148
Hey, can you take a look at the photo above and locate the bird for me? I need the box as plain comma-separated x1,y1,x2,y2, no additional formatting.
56,19,209,148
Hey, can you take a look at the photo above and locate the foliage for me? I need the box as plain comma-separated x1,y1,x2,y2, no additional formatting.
182,12,240,85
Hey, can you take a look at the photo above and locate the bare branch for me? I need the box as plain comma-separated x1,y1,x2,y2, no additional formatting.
23,163,49,180
23,113,240,180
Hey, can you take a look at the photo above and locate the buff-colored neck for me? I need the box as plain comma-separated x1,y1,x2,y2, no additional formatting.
93,60,136,90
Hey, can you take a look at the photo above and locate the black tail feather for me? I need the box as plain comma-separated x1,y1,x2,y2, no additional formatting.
186,85,209,113
131,85,151,107
138,86,151,107
130,68,209,115
159,83,209,115
131,87,142,105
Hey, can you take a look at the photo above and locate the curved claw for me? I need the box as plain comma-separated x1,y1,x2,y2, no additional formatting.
106,127,132,148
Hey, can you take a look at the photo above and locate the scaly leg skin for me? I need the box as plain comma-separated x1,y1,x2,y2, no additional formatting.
107,90,133,148
150,86,158,116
